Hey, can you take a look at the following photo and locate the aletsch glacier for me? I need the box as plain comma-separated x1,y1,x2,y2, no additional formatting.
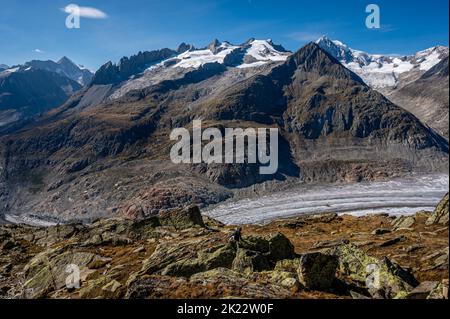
204,174,449,225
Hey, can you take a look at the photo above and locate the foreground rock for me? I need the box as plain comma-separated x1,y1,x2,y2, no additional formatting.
0,198,448,299
426,193,449,226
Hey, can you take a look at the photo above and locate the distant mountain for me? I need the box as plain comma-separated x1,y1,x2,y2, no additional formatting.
387,56,449,138
0,42,447,223
316,36,449,90
317,36,449,139
0,64,8,72
21,57,93,86
0,67,82,128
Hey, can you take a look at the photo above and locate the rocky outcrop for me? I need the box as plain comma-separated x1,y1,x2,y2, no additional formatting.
426,193,449,225
322,242,419,298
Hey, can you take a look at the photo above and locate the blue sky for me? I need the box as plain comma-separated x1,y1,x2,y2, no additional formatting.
0,0,448,70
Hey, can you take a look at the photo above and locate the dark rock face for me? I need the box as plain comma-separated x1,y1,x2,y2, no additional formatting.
177,43,195,54
297,252,338,290
91,49,176,85
388,56,449,138
0,69,82,122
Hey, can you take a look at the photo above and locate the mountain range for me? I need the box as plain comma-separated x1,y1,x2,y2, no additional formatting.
316,36,449,138
0,39,447,224
0,57,93,129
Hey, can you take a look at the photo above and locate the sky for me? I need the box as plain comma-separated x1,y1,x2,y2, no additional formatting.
0,0,448,70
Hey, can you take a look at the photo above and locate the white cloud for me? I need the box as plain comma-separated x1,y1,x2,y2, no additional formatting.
33,49,44,53
62,4,108,19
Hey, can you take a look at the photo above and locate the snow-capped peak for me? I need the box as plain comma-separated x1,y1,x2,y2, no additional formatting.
172,41,239,68
149,38,290,71
316,36,449,89
245,39,289,62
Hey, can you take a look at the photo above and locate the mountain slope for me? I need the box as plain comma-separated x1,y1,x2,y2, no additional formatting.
0,68,82,128
387,56,449,138
0,57,92,129
0,43,447,223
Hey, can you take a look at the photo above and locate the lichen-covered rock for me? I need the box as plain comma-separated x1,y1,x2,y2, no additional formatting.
274,258,301,273
232,248,270,273
141,238,202,275
391,216,416,230
252,270,301,293
405,281,440,299
297,252,338,290
23,265,54,299
189,268,292,299
23,247,97,298
427,279,448,299
426,193,449,226
144,241,236,277
322,242,418,298
159,205,205,230
240,232,295,263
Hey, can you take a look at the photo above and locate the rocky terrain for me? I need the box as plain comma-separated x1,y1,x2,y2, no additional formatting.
0,42,448,223
0,193,447,299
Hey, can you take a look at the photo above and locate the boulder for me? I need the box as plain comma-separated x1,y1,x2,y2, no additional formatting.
427,279,448,299
232,248,270,273
23,247,96,298
144,241,236,278
189,268,292,299
297,252,338,290
125,275,188,299
426,193,449,226
371,228,391,235
323,242,418,298
391,216,416,230
141,239,203,275
252,270,301,293
275,258,301,273
159,205,205,230
266,233,296,261
406,281,440,299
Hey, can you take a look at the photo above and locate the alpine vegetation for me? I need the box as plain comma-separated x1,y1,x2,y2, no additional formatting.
170,120,279,174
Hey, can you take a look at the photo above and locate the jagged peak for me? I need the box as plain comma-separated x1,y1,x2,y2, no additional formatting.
286,42,366,84
58,56,77,66
177,42,195,54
